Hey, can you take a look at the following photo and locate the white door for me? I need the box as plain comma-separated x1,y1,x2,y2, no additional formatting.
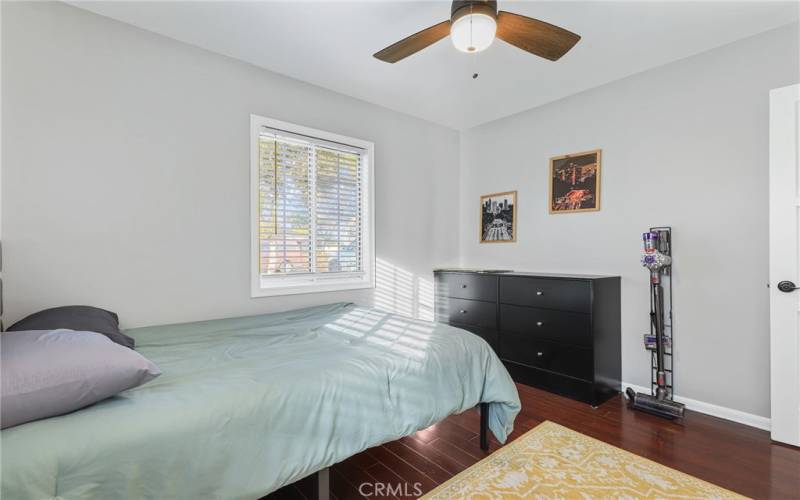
769,83,800,446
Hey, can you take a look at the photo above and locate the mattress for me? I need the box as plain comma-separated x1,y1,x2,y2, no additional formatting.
0,302,520,499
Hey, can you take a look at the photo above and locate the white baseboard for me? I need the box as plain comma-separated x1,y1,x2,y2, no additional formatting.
622,382,771,431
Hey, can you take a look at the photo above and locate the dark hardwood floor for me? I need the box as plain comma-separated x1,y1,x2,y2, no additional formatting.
268,383,800,500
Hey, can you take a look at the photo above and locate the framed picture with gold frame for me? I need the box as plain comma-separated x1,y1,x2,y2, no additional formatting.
480,191,517,243
549,149,602,214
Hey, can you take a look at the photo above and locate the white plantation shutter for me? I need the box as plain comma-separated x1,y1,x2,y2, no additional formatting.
315,147,362,274
257,127,364,279
258,133,312,275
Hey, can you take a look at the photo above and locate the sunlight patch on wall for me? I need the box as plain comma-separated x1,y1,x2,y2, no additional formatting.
415,277,434,321
375,258,435,321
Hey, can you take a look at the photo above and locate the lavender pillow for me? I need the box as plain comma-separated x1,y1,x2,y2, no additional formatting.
1,329,161,429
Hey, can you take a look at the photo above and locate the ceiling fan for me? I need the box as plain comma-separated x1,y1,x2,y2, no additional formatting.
373,0,580,63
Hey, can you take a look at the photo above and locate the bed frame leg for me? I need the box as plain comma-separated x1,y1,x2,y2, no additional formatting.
316,468,330,500
479,402,489,451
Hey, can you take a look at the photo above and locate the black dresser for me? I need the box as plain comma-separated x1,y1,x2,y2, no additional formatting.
434,270,621,406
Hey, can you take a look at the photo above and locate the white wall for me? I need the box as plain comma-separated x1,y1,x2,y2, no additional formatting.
1,1,460,328
459,23,799,418
5,1,797,420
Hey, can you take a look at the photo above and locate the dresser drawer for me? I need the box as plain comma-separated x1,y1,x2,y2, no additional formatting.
499,304,591,347
436,273,498,302
438,297,496,329
499,276,590,313
499,335,592,381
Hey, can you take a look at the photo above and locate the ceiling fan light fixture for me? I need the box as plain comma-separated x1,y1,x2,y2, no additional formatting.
372,0,580,64
451,12,496,53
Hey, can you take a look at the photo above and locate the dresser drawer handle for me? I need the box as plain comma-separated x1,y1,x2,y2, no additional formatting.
536,352,544,357
459,309,467,314
461,284,468,289
536,321,543,327
536,291,544,296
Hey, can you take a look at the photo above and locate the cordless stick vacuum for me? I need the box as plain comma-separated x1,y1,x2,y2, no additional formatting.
626,231,686,419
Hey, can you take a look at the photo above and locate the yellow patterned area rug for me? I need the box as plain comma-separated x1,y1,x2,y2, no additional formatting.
422,421,748,499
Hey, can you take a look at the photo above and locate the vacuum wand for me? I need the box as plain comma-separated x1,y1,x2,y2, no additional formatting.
627,231,685,419
651,282,668,400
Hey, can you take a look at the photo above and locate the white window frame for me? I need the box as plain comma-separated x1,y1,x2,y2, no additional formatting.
250,115,375,297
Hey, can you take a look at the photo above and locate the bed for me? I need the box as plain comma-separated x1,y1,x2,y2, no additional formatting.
1,302,521,500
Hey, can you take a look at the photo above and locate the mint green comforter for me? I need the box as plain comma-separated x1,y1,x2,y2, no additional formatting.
1,303,520,499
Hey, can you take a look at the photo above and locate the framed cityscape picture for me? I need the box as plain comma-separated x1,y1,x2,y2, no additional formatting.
480,191,517,243
549,149,602,213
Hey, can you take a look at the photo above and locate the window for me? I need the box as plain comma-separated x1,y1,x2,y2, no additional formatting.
250,115,374,297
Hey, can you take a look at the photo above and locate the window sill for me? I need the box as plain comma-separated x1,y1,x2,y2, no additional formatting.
251,276,374,298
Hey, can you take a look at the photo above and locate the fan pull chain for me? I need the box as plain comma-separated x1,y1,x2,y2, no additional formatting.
471,4,481,79
473,42,480,80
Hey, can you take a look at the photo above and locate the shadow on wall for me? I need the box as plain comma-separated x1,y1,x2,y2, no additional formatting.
374,258,435,321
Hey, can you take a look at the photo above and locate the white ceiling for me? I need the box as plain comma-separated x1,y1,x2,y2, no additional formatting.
70,1,799,129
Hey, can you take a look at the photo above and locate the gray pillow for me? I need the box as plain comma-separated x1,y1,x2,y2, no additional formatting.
7,305,135,349
1,329,161,429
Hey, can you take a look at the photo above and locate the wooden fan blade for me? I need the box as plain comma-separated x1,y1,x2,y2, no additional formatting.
373,20,451,63
496,11,580,61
